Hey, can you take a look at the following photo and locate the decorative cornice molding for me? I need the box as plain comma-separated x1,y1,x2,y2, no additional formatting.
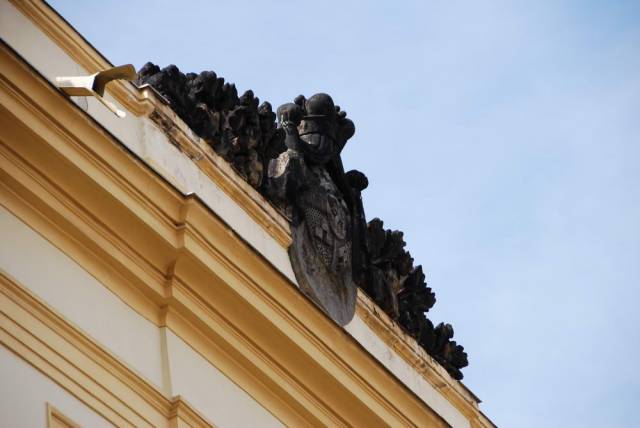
8,0,291,250
145,95,292,248
8,0,470,386
0,42,452,426
356,291,496,428
9,0,154,117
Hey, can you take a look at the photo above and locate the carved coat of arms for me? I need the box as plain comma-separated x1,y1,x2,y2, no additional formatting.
268,94,368,325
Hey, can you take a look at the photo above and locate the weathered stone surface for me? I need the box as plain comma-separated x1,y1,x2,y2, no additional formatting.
419,322,469,380
361,218,468,379
138,64,469,379
137,63,285,191
268,93,363,325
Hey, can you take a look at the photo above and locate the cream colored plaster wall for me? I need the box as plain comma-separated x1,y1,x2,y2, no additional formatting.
0,207,283,427
0,206,167,391
345,315,471,428
0,0,296,285
0,345,112,428
164,329,283,428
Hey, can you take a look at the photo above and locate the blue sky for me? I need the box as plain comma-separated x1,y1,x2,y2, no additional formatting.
49,1,640,426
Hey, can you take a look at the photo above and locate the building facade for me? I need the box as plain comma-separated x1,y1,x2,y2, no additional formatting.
0,1,494,426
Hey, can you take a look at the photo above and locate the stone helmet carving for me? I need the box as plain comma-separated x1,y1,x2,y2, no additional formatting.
298,93,338,141
277,93,356,156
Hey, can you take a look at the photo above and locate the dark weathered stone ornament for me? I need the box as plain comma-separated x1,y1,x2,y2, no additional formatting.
137,63,470,379
268,94,367,325
136,63,285,192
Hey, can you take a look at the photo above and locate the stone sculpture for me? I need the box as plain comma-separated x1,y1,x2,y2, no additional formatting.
267,94,368,325
136,63,285,190
137,63,469,379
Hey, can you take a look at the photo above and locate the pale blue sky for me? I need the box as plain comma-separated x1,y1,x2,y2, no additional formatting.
49,1,640,426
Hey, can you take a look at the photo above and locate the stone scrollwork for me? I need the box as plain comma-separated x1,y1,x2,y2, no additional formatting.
138,63,469,379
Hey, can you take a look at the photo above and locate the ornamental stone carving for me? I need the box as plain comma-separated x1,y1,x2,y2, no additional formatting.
136,63,285,191
137,63,469,380
267,94,368,325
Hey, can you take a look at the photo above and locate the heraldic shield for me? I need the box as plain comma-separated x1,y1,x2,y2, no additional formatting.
289,168,356,326
268,93,361,326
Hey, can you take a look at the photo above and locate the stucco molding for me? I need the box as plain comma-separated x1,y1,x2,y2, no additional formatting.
9,0,155,117
356,291,496,428
0,271,214,428
9,0,292,251
47,402,82,428
146,101,292,248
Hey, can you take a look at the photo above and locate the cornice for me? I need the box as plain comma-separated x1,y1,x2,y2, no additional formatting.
356,291,496,428
143,91,292,248
0,42,450,426
2,2,480,407
9,0,154,117
9,0,292,250
0,20,498,424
